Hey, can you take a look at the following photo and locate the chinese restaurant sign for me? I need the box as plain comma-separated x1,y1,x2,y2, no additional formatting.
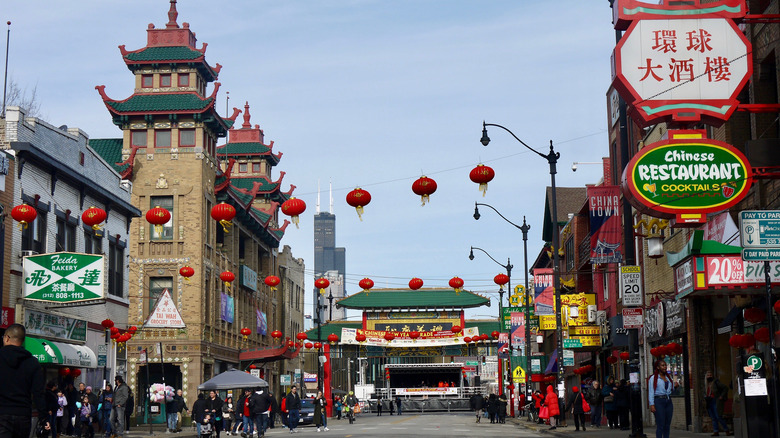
622,132,752,219
612,0,751,126
23,252,105,303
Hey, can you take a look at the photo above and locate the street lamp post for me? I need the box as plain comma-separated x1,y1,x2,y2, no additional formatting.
315,295,328,391
480,122,565,395
326,291,335,322
474,203,533,405
469,246,513,411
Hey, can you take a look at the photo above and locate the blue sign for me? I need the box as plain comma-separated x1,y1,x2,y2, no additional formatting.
740,211,780,248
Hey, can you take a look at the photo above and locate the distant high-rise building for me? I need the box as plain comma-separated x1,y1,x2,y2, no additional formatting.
313,182,346,322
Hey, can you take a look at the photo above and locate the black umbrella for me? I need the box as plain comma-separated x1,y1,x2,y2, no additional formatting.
198,369,268,391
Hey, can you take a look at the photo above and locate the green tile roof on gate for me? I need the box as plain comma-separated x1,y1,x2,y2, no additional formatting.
125,46,204,62
336,288,490,310
106,93,214,113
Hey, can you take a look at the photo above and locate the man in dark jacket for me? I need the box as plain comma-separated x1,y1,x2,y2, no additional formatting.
249,388,274,437
191,394,207,436
469,394,484,423
111,376,130,438
0,323,48,438
284,386,301,434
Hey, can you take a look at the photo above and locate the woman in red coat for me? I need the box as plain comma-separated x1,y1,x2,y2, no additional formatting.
544,385,561,430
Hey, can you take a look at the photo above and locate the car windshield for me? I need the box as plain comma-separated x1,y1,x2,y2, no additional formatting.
301,399,314,408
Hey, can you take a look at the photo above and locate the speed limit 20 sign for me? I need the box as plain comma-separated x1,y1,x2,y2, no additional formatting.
620,266,643,307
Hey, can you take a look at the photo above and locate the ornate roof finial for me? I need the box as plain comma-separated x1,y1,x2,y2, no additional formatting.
166,0,179,29
242,101,251,128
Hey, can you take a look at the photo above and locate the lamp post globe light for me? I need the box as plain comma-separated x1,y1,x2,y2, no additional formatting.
480,121,565,396
474,204,533,405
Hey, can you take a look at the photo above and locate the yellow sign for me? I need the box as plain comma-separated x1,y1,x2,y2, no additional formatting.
557,293,596,327
571,335,601,347
509,285,532,307
513,366,526,383
569,326,600,336
539,315,568,330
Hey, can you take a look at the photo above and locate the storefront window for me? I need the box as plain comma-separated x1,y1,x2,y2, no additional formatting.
663,337,685,397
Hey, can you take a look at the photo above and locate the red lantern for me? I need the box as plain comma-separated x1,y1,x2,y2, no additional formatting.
179,266,195,282
507,384,515,390
146,206,171,235
482,334,490,341
220,271,235,289
240,327,251,339
271,330,283,340
607,355,618,364
449,276,464,293
101,319,114,329
314,277,330,295
11,204,37,230
774,300,780,314
493,273,509,288
296,332,308,341
409,331,420,341
59,367,71,377
110,327,120,336
464,337,472,343
409,278,424,290
346,188,372,220
469,164,495,196
744,307,766,324
451,325,462,334
128,326,138,334
313,342,322,349
210,202,237,233
295,341,303,348
491,330,499,339
741,333,755,348
411,176,438,206
669,342,683,355
281,197,307,228
249,364,257,370
287,340,295,348
755,327,770,343
70,369,81,378
305,342,313,349
620,351,630,361
82,207,107,235
264,275,281,291
356,333,367,342
359,278,374,293
327,333,339,344
384,332,396,342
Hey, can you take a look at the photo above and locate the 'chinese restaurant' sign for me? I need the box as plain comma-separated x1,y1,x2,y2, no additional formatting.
612,1,751,126
23,252,105,303
622,133,752,218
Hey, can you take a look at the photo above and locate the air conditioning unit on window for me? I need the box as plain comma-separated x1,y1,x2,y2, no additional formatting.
20,250,38,258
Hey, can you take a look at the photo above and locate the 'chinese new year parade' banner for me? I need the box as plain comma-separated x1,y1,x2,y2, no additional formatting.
340,326,480,347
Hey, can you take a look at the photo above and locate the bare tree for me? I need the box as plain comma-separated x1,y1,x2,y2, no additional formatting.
2,77,42,118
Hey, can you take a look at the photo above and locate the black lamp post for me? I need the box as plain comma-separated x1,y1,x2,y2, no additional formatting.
480,121,565,395
326,291,335,322
315,294,328,391
474,203,533,404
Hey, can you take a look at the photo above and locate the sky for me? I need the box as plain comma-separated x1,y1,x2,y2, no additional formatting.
5,1,619,321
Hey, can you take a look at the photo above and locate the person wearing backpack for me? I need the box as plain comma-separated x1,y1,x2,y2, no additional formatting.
565,386,587,431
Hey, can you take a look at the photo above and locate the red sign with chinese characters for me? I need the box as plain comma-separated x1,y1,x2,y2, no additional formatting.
1,307,15,329
612,1,751,126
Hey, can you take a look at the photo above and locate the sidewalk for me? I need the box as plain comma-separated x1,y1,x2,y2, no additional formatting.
511,417,721,438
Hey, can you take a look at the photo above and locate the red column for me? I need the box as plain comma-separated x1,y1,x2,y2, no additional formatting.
497,357,504,396
324,343,332,417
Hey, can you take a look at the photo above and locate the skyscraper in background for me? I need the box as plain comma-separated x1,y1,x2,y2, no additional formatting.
313,182,346,323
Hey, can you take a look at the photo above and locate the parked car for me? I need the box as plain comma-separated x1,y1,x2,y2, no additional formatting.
298,399,315,425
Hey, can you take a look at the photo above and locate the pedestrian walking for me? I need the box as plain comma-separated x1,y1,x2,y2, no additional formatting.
704,371,731,436
469,393,483,423
0,324,49,438
110,376,129,438
603,376,619,429
204,391,224,438
172,389,188,433
565,386,586,432
543,385,560,430
395,396,402,416
165,390,179,433
98,385,113,438
533,390,544,424
334,398,342,420
376,397,382,416
222,397,234,435
497,394,507,424
249,388,273,437
616,379,631,430
313,391,329,432
487,394,497,424
648,359,676,438
285,386,301,433
192,394,207,436
45,381,59,438
587,380,603,428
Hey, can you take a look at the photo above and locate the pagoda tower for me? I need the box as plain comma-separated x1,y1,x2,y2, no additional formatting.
91,0,296,408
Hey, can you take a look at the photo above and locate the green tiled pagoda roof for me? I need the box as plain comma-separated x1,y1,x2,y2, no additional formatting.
227,186,254,206
218,142,272,155
89,138,127,174
305,322,362,342
125,46,204,62
106,93,214,113
232,177,280,193
337,288,490,310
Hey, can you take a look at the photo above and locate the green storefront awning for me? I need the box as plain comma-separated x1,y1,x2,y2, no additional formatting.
24,337,63,364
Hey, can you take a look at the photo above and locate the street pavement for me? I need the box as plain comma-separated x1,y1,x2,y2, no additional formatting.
510,416,725,438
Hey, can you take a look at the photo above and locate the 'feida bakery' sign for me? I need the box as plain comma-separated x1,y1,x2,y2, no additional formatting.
622,131,752,222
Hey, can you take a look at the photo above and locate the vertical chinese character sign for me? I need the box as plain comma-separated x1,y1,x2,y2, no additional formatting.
23,253,105,303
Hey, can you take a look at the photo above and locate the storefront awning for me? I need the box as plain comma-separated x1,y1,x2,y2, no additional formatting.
24,337,63,364
23,337,97,368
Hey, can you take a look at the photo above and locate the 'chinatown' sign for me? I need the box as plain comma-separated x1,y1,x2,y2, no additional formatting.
612,0,751,126
622,132,752,218
23,252,105,303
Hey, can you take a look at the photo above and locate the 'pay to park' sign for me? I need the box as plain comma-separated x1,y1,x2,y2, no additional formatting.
23,252,105,303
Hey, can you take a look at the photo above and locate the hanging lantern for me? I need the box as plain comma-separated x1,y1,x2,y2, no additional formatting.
179,266,195,282
451,325,462,334
327,333,339,344
346,188,371,221
220,271,235,289
264,275,281,291
606,355,618,364
359,278,374,293
449,276,464,293
281,197,307,228
295,341,303,348
744,307,766,324
384,332,396,342
313,342,322,349
411,176,438,206
409,331,420,341
356,333,367,343
463,337,472,344
740,333,755,349
620,351,630,361
11,204,37,230
305,342,314,349
409,278,424,290
145,206,171,235
101,319,115,329
469,164,495,196
81,207,107,236
287,340,295,348
117,333,130,344
240,327,251,340
70,369,81,378
774,300,780,314
314,277,330,295
271,330,283,340
755,327,770,343
491,330,499,339
296,332,308,341
493,273,509,289
59,367,71,377
249,364,257,370
211,202,237,233
110,327,120,336
127,326,138,335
